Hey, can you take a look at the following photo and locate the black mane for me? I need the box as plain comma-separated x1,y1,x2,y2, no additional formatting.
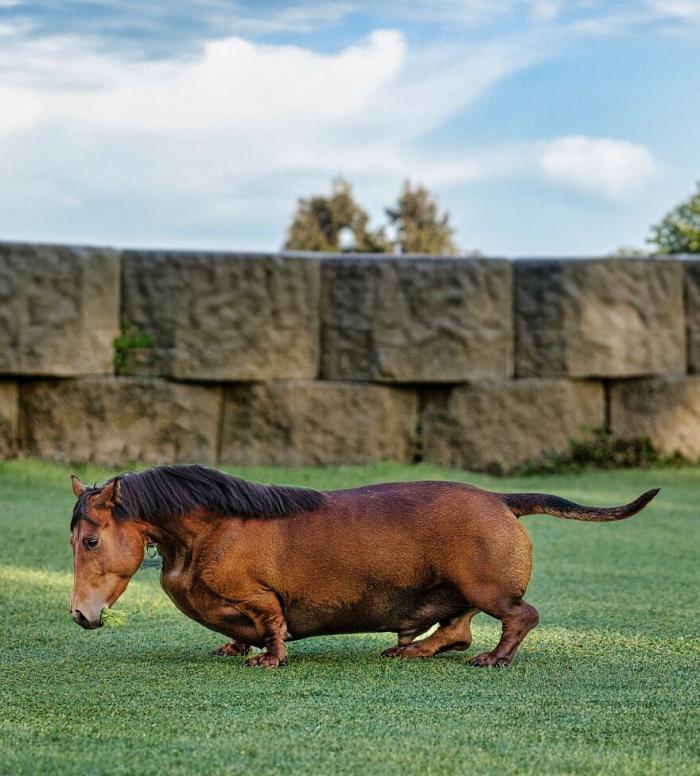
71,465,327,528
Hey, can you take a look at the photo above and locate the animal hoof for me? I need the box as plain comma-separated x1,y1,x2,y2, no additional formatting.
245,653,287,668
213,641,250,657
468,653,511,668
382,644,432,659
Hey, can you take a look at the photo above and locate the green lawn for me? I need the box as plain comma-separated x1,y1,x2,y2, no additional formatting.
0,460,698,775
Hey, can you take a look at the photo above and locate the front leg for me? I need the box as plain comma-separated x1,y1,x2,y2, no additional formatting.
234,590,291,669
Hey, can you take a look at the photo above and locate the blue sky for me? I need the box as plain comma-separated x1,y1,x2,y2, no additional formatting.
0,0,699,255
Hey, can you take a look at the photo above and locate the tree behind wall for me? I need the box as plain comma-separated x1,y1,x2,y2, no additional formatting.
386,181,457,255
284,178,459,254
649,181,700,254
284,178,388,252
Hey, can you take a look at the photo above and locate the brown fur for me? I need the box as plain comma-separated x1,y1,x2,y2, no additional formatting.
69,470,658,668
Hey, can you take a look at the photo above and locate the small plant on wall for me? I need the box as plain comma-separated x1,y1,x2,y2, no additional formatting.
113,325,154,375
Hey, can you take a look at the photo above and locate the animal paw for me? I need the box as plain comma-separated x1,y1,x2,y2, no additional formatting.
381,645,406,658
381,644,432,659
213,641,250,657
468,652,511,668
245,653,287,668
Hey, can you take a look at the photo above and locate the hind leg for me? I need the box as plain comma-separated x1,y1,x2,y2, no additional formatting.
382,609,479,659
213,640,251,657
381,629,420,657
469,600,539,667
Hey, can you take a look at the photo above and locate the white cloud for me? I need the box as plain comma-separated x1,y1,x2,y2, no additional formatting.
382,0,514,25
373,0,572,26
206,2,357,36
0,19,660,249
0,25,542,234
646,0,700,21
398,135,658,201
530,0,562,22
81,31,407,133
570,0,700,34
538,136,657,199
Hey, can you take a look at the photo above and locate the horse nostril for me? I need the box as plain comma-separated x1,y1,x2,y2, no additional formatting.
71,609,92,629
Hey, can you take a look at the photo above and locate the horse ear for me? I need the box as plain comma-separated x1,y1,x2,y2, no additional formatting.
71,475,85,498
97,477,122,510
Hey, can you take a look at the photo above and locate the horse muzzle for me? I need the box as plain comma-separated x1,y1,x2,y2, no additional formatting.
71,609,103,630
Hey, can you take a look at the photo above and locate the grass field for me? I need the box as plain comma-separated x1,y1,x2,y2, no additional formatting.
0,459,698,775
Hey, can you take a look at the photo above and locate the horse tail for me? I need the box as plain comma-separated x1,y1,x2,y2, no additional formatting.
501,489,659,522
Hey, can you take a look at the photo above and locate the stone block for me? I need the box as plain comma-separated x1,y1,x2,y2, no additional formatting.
515,258,685,378
0,381,18,457
220,381,417,466
683,259,700,373
321,256,513,382
0,242,120,375
610,376,700,459
121,251,321,380
21,377,221,465
422,379,605,471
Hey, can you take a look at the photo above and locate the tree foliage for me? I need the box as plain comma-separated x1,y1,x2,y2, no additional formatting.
284,178,388,252
649,182,700,254
609,245,650,257
386,181,457,254
284,178,458,254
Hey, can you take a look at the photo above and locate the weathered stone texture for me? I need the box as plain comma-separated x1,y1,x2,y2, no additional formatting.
683,259,700,373
0,381,18,457
121,251,321,380
21,377,221,465
422,379,605,471
515,258,685,378
0,242,120,375
220,381,417,466
321,256,513,382
610,376,700,459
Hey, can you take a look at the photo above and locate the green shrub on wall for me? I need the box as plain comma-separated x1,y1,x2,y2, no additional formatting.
113,325,154,375
511,428,688,476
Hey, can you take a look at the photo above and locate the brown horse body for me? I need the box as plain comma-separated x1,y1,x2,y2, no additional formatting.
69,466,658,668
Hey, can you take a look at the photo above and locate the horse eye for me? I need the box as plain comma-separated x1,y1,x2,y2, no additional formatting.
84,537,99,550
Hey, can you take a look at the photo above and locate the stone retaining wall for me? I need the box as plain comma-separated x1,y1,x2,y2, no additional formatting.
21,377,223,466
0,242,120,375
1,242,698,471
514,258,686,378
220,381,417,466
121,251,321,380
321,257,513,382
421,379,604,471
0,381,18,457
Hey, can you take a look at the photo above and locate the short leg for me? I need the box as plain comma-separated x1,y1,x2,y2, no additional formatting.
213,640,251,657
382,609,479,659
469,600,539,668
233,592,291,668
381,628,423,657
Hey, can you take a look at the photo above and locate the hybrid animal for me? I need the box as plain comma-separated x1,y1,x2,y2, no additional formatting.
69,466,658,667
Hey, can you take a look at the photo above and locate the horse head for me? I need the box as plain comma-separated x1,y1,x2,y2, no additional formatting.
69,475,146,629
